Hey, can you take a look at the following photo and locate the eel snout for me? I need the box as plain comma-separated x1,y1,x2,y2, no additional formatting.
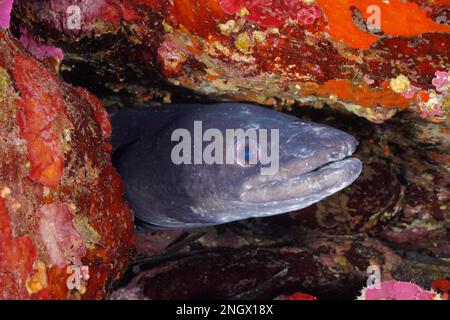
239,127,362,204
240,157,362,203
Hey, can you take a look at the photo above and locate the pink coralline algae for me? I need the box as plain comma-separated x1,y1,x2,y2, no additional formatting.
296,4,322,26
157,40,187,76
432,71,450,92
219,0,323,28
415,74,449,120
419,103,444,119
0,0,13,29
393,70,450,120
37,203,87,269
358,280,439,300
402,86,420,99
19,27,64,62
363,74,375,85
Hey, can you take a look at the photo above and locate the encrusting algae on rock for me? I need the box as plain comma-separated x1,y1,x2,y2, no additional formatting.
12,0,450,122
0,21,134,299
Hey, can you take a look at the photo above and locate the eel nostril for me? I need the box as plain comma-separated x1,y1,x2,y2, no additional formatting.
329,151,341,160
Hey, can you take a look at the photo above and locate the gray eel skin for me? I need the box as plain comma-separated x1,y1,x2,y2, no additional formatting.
110,103,362,231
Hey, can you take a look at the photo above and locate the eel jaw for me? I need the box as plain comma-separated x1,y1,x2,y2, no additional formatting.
239,157,362,204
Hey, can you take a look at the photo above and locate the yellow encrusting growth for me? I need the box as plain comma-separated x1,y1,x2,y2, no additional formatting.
234,32,254,54
389,75,411,94
26,261,48,295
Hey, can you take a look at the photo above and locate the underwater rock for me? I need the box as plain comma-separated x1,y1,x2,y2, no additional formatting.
290,158,404,235
278,108,449,255
0,30,134,299
0,1,13,29
357,280,440,300
12,0,450,122
19,26,64,68
111,235,403,300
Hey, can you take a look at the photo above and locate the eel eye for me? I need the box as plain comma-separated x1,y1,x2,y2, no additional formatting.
236,139,259,167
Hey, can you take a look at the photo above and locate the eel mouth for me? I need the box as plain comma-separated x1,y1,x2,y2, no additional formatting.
239,157,362,203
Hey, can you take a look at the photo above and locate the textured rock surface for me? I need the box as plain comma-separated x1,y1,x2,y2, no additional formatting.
285,108,449,256
12,0,450,122
0,30,134,299
111,234,403,300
